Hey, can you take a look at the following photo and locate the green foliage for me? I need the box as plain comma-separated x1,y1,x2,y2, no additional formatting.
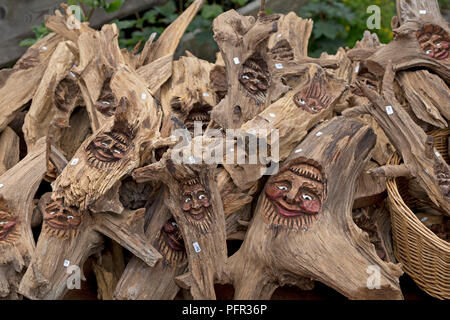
19,22,52,47
300,0,396,58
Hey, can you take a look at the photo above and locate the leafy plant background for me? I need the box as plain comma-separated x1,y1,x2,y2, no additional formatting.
20,0,450,59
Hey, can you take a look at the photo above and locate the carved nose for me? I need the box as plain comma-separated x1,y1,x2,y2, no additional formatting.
283,190,297,203
191,199,200,209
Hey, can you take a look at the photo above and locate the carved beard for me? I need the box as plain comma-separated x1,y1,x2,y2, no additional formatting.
0,208,19,245
181,180,213,234
293,76,332,114
262,158,326,231
270,39,294,61
95,76,117,117
416,23,450,60
434,161,450,197
86,131,132,169
184,103,212,134
42,199,82,239
155,218,187,267
54,76,81,112
239,53,271,105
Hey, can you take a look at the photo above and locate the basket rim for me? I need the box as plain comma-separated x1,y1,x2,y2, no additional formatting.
386,153,450,253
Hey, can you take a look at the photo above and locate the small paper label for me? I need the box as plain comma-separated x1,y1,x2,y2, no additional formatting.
233,57,240,64
64,260,70,267
421,217,428,222
269,113,276,118
189,156,196,164
295,149,302,154
203,93,210,97
385,105,394,115
316,131,323,137
71,158,79,166
435,152,441,157
277,34,282,38
141,93,147,100
193,242,201,253
41,46,48,51
419,10,427,14
70,72,76,78
275,63,283,70
355,65,360,73
0,184,4,189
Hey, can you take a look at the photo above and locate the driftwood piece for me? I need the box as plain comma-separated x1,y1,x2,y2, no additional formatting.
0,33,62,133
0,138,64,299
0,127,20,176
366,0,450,83
226,63,346,189
227,116,403,300
133,151,228,300
23,40,78,151
114,187,188,300
354,62,450,216
160,56,218,137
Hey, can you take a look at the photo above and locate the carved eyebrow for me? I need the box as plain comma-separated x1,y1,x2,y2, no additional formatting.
271,179,292,187
300,182,322,196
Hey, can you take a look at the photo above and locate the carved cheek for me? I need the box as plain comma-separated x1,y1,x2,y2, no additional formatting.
67,216,81,227
182,199,192,212
265,184,284,200
199,197,210,208
300,198,321,215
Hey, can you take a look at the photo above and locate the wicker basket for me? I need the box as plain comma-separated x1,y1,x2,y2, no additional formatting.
386,129,450,300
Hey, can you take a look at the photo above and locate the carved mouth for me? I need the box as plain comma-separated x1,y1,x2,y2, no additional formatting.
188,208,206,221
0,220,17,240
434,50,449,60
185,104,211,131
46,218,71,230
167,233,184,251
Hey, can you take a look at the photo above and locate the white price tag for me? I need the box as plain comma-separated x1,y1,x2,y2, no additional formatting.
419,10,427,14
275,63,283,70
141,93,147,100
435,152,441,157
203,93,210,97
71,158,79,166
64,260,70,267
233,57,240,64
385,105,394,115
0,184,4,189
295,148,302,154
269,113,276,118
316,131,323,137
193,242,201,253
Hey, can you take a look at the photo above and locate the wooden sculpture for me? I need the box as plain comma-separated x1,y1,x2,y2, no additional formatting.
227,117,403,300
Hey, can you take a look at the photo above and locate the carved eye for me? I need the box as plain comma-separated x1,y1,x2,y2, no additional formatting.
102,142,108,147
171,222,178,227
436,42,442,47
277,186,288,191
67,216,74,220
298,98,306,105
302,194,313,201
0,222,7,225
113,149,121,154
426,49,433,55
241,75,250,80
102,101,110,105
198,194,206,200
184,197,191,203
312,106,318,112
49,211,56,215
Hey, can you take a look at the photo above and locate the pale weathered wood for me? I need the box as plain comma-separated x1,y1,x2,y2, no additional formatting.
0,127,20,175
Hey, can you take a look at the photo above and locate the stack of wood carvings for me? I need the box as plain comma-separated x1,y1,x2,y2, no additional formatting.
0,0,448,300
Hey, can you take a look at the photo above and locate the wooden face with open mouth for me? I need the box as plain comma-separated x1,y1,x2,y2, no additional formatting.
86,131,132,169
54,76,81,112
181,179,212,234
416,23,450,61
239,53,271,105
171,97,212,134
43,198,82,238
293,76,332,114
155,218,186,267
95,76,117,117
0,202,18,244
263,158,326,230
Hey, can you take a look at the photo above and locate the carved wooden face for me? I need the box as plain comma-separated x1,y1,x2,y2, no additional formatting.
239,54,271,104
54,76,81,112
95,76,117,117
269,40,294,61
181,179,212,233
0,202,18,244
416,23,450,60
263,158,326,230
155,218,186,267
434,161,450,197
294,77,332,114
86,131,132,169
43,198,82,238
171,98,212,133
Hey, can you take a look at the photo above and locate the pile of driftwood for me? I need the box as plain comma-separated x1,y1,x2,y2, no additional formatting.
0,0,448,300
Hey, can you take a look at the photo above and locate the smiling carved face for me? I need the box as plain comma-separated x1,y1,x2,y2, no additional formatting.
263,158,326,230
155,218,187,267
180,179,213,234
43,198,82,238
293,77,332,114
86,131,132,169
416,23,450,60
0,203,18,244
